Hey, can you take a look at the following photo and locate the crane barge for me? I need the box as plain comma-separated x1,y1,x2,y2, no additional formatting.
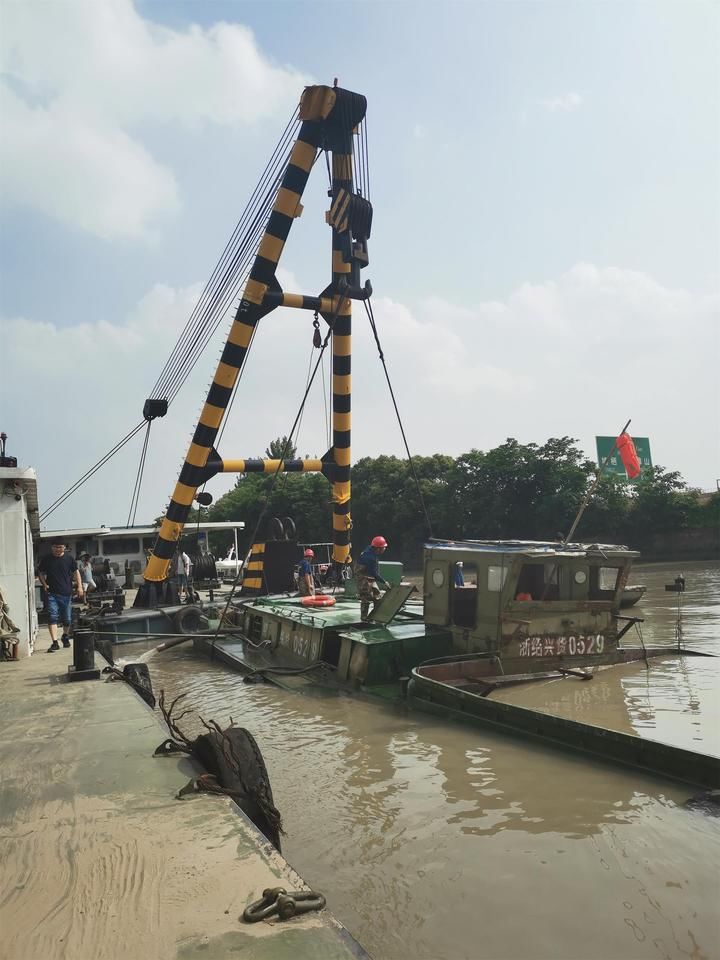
78,83,717,793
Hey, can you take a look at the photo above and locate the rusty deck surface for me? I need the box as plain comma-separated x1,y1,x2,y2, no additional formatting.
0,633,369,960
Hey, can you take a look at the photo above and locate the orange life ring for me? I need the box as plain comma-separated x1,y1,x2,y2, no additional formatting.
301,595,336,608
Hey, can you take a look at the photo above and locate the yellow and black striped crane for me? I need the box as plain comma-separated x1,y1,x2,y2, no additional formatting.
142,84,372,601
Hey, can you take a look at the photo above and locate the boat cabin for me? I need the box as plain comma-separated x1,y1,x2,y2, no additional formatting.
423,540,637,668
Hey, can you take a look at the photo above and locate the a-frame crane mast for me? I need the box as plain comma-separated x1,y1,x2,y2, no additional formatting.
143,84,372,592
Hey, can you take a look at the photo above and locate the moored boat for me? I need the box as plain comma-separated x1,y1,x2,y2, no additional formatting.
190,537,697,689
620,584,646,607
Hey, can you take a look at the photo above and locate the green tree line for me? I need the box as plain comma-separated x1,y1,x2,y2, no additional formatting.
187,436,718,565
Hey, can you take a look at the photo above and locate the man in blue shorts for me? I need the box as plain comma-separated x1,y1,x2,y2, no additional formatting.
37,540,82,653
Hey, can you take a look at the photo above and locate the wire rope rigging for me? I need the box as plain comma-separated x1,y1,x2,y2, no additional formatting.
40,107,304,524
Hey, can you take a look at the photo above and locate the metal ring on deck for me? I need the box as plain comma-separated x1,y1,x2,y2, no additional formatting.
242,887,326,923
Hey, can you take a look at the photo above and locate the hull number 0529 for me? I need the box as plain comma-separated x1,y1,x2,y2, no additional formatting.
518,635,606,657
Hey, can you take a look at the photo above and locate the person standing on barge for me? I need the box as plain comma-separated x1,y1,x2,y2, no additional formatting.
175,547,191,599
354,536,390,621
298,549,316,597
78,554,96,603
38,540,82,652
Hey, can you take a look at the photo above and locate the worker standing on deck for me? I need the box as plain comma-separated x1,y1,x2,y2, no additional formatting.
78,554,97,603
354,536,390,621
175,547,191,600
37,540,82,652
298,549,316,597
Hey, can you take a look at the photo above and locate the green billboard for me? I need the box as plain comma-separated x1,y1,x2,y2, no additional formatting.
596,436,652,480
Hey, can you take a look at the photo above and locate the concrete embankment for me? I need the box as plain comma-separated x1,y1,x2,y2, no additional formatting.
0,633,368,960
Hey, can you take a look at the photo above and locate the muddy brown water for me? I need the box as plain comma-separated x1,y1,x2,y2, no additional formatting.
130,561,720,960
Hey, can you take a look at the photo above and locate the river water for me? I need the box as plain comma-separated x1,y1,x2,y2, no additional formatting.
140,560,720,960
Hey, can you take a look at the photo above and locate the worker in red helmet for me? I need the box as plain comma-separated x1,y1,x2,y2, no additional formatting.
354,536,389,621
298,548,315,597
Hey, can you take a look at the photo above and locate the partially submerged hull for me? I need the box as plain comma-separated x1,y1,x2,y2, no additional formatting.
101,539,715,788
194,590,452,698
408,652,720,789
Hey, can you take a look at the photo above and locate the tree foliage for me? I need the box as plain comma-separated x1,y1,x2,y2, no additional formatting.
192,436,712,563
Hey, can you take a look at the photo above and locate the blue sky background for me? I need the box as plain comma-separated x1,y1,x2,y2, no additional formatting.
1,0,718,529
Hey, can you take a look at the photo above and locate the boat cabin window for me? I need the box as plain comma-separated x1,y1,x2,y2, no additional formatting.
452,562,477,628
487,565,508,592
589,566,621,600
515,563,560,601
102,537,140,555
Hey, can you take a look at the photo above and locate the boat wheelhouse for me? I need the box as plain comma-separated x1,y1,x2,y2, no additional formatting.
423,539,639,671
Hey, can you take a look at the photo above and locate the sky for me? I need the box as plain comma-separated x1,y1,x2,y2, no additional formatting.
1,0,718,532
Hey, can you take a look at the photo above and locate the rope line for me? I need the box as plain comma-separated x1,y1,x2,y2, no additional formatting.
127,421,152,528
40,106,303,524
151,110,300,401
40,421,146,522
363,298,433,538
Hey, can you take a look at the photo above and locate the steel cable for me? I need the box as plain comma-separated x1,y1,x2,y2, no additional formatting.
40,421,147,522
40,108,304,524
126,421,152,528
151,110,300,400
157,137,299,402
363,298,433,538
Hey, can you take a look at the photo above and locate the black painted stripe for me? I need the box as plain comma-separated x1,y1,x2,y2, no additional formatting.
334,393,351,414
263,220,287,245
193,422,218,448
333,315,351,335
241,459,307,473
266,211,293,242
333,355,351,376
153,535,177,560
179,462,208,487
334,500,351,515
221,340,249,368
282,163,310,195
250,255,277,286
334,430,350,448
334,466,351,483
207,382,233,409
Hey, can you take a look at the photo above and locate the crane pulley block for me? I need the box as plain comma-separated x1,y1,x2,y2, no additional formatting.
143,398,169,421
349,195,373,242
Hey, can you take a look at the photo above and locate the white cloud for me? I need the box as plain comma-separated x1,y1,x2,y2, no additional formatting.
0,86,180,241
0,0,310,239
368,297,531,398
2,263,716,532
539,92,583,113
